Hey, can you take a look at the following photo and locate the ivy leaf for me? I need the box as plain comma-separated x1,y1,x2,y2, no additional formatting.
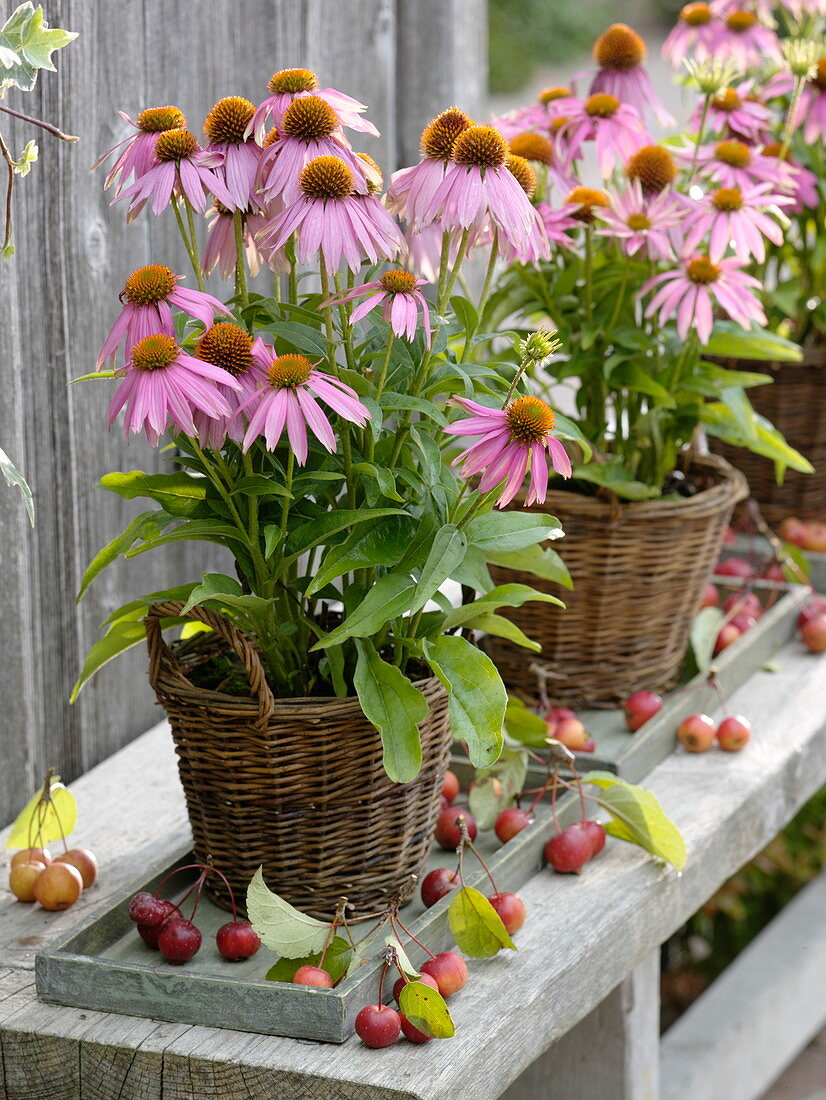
0,444,33,525
448,887,516,958
585,772,687,870
354,639,428,782
265,936,352,984
399,981,455,1039
246,867,329,958
5,775,77,849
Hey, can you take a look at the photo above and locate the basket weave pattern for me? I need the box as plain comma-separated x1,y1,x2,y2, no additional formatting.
714,347,826,525
486,457,747,706
146,601,452,919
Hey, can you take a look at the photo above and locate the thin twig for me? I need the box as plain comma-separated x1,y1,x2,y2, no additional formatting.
0,131,14,251
0,103,78,142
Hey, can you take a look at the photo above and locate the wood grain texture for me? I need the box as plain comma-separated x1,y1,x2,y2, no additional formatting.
1,645,824,1098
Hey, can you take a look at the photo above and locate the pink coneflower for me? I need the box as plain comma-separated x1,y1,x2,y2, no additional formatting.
683,183,791,263
421,125,552,257
256,94,371,207
97,266,231,368
589,24,674,128
107,334,240,447
387,108,474,229
198,97,263,212
536,200,580,250
796,60,826,146
247,68,378,143
480,154,550,263
491,87,577,140
708,11,782,71
688,139,790,189
663,4,720,69
556,95,650,178
690,86,771,144
402,224,447,282
202,202,269,278
641,255,765,345
444,395,572,508
257,155,403,272
114,128,235,219
327,269,432,346
239,352,370,461
93,106,186,194
762,143,819,212
507,132,574,196
710,0,783,16
191,325,271,449
599,181,685,260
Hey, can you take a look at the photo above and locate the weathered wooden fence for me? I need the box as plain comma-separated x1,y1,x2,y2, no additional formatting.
0,0,487,824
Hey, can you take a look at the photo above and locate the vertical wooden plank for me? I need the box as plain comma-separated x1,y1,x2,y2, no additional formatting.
395,0,488,167
499,951,661,1100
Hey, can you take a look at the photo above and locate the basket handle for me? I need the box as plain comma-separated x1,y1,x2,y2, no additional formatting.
144,600,276,726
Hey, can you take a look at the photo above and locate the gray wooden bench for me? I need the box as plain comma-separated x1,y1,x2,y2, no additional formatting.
2,638,825,1099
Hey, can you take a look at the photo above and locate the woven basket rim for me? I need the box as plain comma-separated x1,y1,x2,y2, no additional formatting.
712,345,826,370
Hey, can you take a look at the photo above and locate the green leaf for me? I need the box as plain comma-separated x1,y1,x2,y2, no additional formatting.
285,507,408,560
311,573,416,650
551,413,593,461
465,612,541,651
354,639,428,782
267,320,327,357
265,936,351,984
468,748,528,828
352,462,404,502
124,518,247,556
180,572,243,615
704,322,802,362
0,4,76,93
399,981,455,1039
231,474,291,499
465,511,562,553
780,541,810,584
702,406,814,475
77,511,175,601
307,515,418,595
70,619,149,703
411,524,467,613
379,392,447,426
585,772,687,870
422,635,506,769
572,462,661,501
448,886,516,957
504,696,548,747
449,294,478,337
610,362,675,404
443,583,562,631
99,470,211,517
0,444,33,524
246,867,329,958
5,775,77,849
486,544,572,588
689,606,724,674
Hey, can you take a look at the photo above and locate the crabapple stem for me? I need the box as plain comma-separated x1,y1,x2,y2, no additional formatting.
568,763,589,821
376,961,389,1008
392,914,437,960
550,768,561,832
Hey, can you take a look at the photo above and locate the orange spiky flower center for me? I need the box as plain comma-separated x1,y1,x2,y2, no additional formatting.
509,132,554,165
585,93,620,118
812,58,826,92
713,88,742,112
506,155,536,197
420,107,474,160
358,153,383,194
130,334,179,372
687,257,720,284
550,116,569,134
538,86,570,104
263,127,280,148
155,128,200,162
716,139,751,167
626,212,651,230
726,10,757,32
452,125,509,169
299,156,355,200
680,3,712,25
122,265,176,306
137,106,186,133
267,353,312,388
594,23,646,71
379,269,418,294
194,323,254,377
712,187,743,212
567,186,610,222
506,395,556,443
281,95,338,142
267,68,319,95
626,145,677,192
761,141,788,161
204,97,255,144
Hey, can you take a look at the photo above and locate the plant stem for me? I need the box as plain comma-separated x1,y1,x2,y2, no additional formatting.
583,224,594,325
460,229,499,362
0,131,13,252
233,210,249,311
320,259,356,507
184,197,205,291
171,196,201,287
439,227,472,313
689,95,712,180
279,449,295,537
780,75,806,161
374,329,395,401
286,237,298,303
0,102,78,141
502,354,532,407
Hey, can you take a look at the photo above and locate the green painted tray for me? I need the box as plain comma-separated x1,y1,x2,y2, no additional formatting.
35,581,804,1042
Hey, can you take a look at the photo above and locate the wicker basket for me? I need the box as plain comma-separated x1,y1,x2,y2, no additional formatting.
145,601,452,919
713,346,826,526
485,456,747,706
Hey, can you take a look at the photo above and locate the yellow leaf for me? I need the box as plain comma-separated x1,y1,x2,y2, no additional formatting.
5,777,78,849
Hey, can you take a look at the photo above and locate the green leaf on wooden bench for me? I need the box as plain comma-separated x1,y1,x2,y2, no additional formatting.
5,774,77,849
246,867,329,958
399,980,455,1038
584,773,687,870
468,748,529,829
448,886,516,957
265,936,352,985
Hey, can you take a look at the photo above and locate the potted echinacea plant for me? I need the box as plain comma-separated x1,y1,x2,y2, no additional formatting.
72,74,578,916
479,18,812,704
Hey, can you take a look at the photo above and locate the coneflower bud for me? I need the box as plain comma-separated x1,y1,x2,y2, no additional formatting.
782,39,821,81
683,57,742,95
516,328,560,367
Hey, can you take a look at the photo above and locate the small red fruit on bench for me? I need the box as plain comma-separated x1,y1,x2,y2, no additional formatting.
420,951,468,997
580,820,606,857
293,964,334,988
623,690,663,732
33,861,83,911
802,614,826,653
700,583,719,609
715,557,754,579
11,847,51,869
554,718,595,752
441,769,460,804
545,825,592,873
355,1004,401,1048
216,919,261,961
158,917,202,963
9,860,46,902
129,891,167,926
798,597,826,631
400,1013,432,1043
494,806,532,843
677,714,715,753
434,808,476,850
393,971,439,1003
488,891,526,934
420,867,460,908
723,591,761,618
713,622,741,655
137,900,180,948
716,715,751,752
54,848,98,889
